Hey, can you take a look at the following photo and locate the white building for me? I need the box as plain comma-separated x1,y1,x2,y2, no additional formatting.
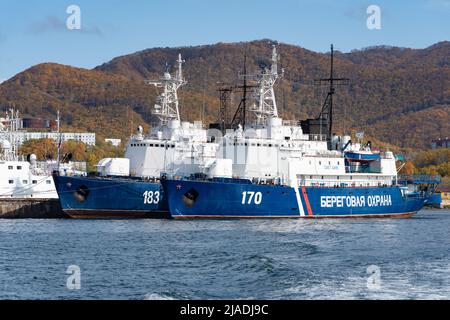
105,138,121,147
0,131,96,146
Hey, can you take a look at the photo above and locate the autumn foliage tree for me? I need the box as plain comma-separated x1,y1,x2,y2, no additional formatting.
19,138,124,172
20,139,57,160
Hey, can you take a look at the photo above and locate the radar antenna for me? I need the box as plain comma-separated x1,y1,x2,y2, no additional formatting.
247,45,284,124
145,53,187,125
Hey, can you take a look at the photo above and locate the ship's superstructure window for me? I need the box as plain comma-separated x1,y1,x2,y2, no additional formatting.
17,166,22,170
32,180,37,184
23,180,28,184
8,180,14,184
8,166,13,170
46,180,52,184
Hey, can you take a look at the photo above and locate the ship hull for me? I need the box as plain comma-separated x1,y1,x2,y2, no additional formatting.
162,179,426,219
53,175,169,219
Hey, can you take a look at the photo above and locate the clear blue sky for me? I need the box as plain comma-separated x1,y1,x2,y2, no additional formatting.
0,0,448,81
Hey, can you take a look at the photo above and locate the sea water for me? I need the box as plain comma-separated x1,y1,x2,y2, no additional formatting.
0,209,449,300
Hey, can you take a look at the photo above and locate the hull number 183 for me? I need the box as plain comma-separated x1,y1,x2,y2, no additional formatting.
242,191,262,205
143,190,160,204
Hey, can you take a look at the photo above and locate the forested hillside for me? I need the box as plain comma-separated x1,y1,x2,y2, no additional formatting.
0,39,448,150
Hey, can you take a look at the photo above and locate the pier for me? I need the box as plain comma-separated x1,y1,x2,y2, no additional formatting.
0,199,68,219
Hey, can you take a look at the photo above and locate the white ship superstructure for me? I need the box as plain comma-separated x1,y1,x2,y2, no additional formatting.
120,54,220,179
0,109,87,199
212,46,398,188
0,109,57,199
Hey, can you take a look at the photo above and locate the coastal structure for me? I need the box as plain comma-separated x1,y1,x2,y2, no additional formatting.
0,109,86,218
105,138,122,147
431,138,450,149
0,112,95,146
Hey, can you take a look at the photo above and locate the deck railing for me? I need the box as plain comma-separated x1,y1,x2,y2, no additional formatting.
397,174,441,185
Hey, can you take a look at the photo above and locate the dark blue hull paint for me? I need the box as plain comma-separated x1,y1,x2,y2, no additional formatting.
162,179,427,219
53,175,169,219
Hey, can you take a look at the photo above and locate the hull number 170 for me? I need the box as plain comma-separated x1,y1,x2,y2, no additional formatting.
241,191,262,205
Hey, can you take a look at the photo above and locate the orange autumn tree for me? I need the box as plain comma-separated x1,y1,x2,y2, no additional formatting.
399,161,416,175
19,138,57,160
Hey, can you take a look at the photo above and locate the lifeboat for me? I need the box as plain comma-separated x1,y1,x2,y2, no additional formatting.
344,151,380,162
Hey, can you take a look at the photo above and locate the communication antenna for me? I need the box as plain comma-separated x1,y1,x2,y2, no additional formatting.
145,53,187,125
314,44,350,142
57,110,62,173
248,45,284,124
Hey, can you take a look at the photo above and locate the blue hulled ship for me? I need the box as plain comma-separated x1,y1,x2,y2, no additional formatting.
162,177,438,219
54,54,220,218
161,45,440,219
53,174,167,218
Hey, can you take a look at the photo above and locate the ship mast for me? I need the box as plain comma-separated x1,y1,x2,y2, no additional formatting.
314,44,349,143
146,53,187,125
249,45,284,124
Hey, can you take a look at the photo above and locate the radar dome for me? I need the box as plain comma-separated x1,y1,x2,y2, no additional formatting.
27,154,37,164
